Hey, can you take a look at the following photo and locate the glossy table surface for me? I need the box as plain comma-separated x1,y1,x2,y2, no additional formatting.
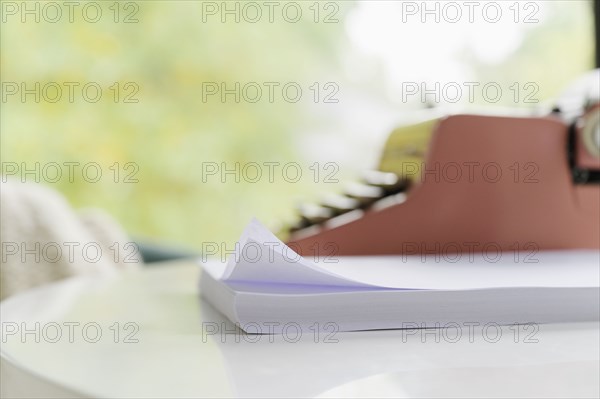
1,262,599,398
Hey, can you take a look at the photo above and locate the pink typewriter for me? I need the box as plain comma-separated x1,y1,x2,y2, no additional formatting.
284,71,600,256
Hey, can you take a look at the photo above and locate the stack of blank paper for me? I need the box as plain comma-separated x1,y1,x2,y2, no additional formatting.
200,220,600,333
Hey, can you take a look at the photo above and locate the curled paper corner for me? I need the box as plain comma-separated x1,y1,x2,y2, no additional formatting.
223,217,298,279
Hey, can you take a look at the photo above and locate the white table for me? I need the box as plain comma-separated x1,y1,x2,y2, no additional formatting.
1,262,599,398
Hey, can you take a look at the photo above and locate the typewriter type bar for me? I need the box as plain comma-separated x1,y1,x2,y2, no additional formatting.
286,170,414,234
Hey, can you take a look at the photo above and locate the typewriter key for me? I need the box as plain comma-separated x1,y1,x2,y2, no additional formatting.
320,194,360,216
344,182,385,207
297,203,333,225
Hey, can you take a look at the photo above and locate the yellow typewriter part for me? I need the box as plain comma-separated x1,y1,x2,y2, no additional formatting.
281,118,439,239
378,119,438,175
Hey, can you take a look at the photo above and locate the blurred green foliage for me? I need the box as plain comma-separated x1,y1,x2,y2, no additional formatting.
466,1,595,103
1,1,355,248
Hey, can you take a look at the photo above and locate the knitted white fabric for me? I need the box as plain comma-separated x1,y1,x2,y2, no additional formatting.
0,179,141,300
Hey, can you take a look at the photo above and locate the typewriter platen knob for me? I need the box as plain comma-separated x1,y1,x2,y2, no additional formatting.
573,102,600,183
581,104,600,158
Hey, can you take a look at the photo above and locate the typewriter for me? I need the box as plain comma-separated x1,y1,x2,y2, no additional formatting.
284,71,600,256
